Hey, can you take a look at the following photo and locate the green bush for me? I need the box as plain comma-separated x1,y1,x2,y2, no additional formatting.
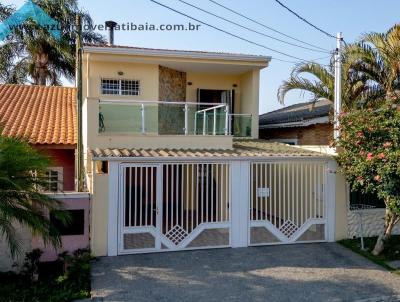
0,249,92,302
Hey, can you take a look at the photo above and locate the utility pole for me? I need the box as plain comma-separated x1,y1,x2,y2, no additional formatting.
334,32,343,141
75,14,84,192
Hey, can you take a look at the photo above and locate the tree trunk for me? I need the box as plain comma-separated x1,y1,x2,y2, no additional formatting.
372,206,399,255
33,52,49,86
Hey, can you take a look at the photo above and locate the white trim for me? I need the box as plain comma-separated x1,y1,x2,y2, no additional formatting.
44,192,89,199
230,161,249,247
325,160,337,242
92,155,332,162
107,161,119,256
84,46,271,65
259,116,330,129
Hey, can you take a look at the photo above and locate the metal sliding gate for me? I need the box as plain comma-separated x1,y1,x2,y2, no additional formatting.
249,161,328,245
119,163,231,254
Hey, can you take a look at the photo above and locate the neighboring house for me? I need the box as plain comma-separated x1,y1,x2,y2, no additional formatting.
81,43,347,257
259,99,332,145
0,84,89,269
259,99,400,238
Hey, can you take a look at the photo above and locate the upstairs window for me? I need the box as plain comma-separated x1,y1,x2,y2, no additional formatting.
45,167,63,192
101,78,140,96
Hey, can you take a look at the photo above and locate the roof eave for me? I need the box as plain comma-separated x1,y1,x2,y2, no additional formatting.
83,46,271,66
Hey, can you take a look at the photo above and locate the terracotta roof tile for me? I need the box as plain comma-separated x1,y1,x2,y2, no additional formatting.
0,84,77,145
89,140,329,159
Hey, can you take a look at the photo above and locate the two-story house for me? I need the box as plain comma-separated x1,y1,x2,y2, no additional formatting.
81,44,347,257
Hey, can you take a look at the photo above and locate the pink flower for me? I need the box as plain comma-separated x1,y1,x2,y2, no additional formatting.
383,142,392,148
356,131,364,137
374,175,381,182
377,153,385,159
366,153,374,161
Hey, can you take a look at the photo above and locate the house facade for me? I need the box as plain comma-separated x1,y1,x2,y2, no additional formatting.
259,99,400,238
81,45,347,256
0,45,357,268
0,84,89,269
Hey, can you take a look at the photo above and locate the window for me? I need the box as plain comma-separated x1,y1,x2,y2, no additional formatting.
349,189,385,209
96,161,109,174
50,209,85,236
101,78,140,96
45,167,63,192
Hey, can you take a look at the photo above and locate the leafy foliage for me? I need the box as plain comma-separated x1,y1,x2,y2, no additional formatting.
278,24,400,110
277,58,368,110
0,135,70,257
346,24,400,101
0,249,92,302
335,101,400,216
0,0,104,85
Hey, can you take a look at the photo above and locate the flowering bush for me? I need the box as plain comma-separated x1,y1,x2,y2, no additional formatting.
335,101,400,254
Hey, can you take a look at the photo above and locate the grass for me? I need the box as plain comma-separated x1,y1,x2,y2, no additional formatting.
0,249,92,302
338,235,400,275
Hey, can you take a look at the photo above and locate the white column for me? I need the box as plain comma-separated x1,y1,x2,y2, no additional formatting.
334,32,343,141
230,161,250,248
326,160,337,242
107,161,119,256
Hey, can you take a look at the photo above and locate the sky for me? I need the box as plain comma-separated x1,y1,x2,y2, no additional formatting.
4,0,400,113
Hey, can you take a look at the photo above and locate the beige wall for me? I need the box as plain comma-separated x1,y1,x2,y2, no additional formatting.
240,70,260,139
84,57,159,101
90,173,109,256
335,172,348,240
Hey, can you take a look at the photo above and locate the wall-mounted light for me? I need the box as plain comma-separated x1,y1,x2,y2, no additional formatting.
233,84,238,87
187,82,193,86
117,71,124,76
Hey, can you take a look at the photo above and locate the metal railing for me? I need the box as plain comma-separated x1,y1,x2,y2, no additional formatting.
99,100,253,137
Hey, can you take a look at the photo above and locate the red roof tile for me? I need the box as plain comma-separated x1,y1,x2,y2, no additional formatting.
0,84,77,145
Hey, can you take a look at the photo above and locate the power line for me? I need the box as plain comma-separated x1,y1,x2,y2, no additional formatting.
208,0,330,52
178,0,329,54
273,0,336,39
149,0,330,65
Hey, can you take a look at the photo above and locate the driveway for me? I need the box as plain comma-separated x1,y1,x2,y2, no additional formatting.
91,243,400,302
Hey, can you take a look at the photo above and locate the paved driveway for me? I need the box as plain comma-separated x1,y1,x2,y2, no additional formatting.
91,243,400,302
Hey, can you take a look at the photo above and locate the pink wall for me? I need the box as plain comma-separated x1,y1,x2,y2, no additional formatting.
32,194,90,262
35,147,75,191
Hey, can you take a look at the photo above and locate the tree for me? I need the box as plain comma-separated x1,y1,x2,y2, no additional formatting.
0,0,105,85
335,100,400,255
277,59,368,111
346,24,400,101
0,134,70,257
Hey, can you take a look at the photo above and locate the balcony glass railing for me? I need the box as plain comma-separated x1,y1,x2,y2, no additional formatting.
98,101,252,137
229,114,252,138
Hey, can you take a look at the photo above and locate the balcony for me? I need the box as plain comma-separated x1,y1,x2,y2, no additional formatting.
98,101,252,137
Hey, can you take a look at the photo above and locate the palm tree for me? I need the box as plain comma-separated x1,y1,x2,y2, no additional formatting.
0,135,70,257
0,0,105,85
346,24,400,101
277,58,368,111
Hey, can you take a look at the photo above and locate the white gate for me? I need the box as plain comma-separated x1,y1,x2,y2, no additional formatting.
249,161,328,245
118,163,231,254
